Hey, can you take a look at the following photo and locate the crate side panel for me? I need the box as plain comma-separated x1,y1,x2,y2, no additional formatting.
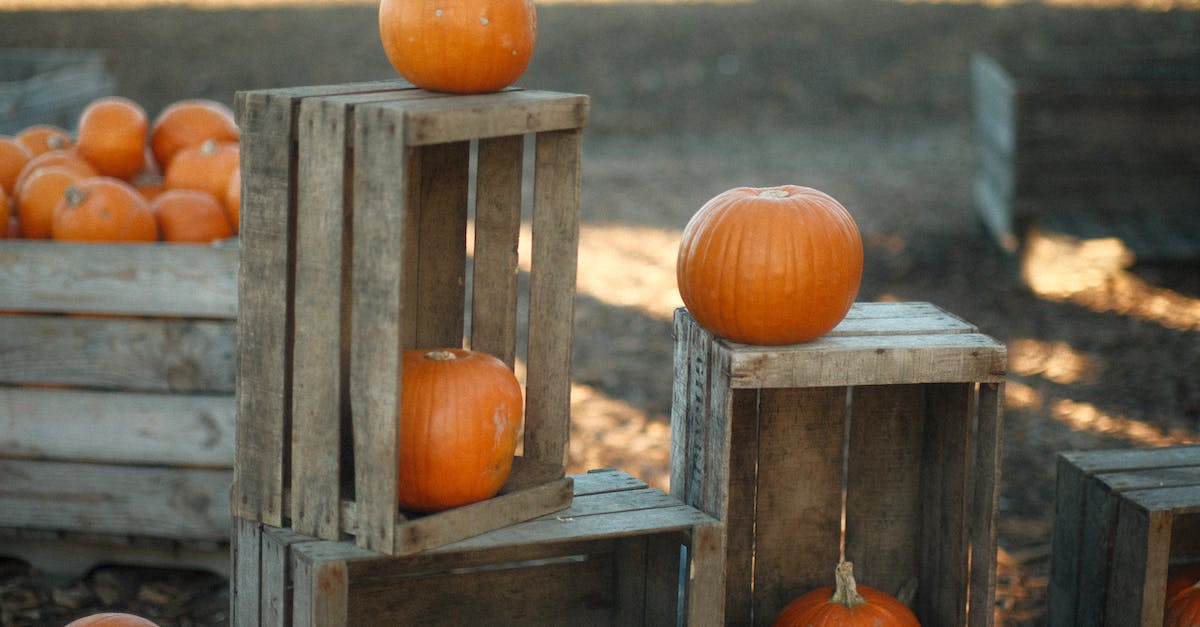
348,104,409,553
1105,503,1168,627
0,241,237,317
289,95,353,539
0,459,231,541
0,387,233,467
845,384,925,597
469,134,524,367
752,386,846,626
0,315,235,393
523,128,582,471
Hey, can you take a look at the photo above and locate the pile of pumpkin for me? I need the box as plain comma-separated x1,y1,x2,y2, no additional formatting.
0,96,240,243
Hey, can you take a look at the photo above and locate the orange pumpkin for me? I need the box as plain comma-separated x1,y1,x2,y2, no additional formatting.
1167,575,1200,627
676,185,863,345
398,348,523,512
773,562,921,627
378,0,536,94
65,613,161,627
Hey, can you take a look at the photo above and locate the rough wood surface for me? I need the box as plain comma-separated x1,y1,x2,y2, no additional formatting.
469,134,524,367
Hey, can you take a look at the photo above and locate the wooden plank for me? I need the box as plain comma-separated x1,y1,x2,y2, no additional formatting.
0,315,235,393
970,381,1004,627
470,134,524,367
396,91,590,146
289,94,354,540
614,535,650,626
573,468,647,497
844,384,925,597
0,459,231,541
523,128,582,471
686,521,726,627
723,388,758,627
1049,452,1092,626
348,103,411,554
0,527,228,580
0,387,233,467
916,383,972,626
261,526,317,627
752,386,846,625
642,532,682,626
726,331,1008,388
292,543,351,627
231,519,261,627
0,240,237,317
1105,501,1169,627
413,140,470,348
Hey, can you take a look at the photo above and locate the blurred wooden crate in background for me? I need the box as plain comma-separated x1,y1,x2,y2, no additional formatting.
0,49,116,134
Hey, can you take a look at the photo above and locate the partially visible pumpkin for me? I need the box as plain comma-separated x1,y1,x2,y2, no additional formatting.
378,0,536,94
772,561,921,627
65,613,161,627
676,185,863,345
1166,575,1200,627
398,348,523,513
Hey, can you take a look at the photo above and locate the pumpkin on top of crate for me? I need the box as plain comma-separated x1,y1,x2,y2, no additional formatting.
676,184,864,345
1,95,240,243
378,0,536,94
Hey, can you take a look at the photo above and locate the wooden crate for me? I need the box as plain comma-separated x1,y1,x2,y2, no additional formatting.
670,301,1007,627
232,81,590,556
971,48,1200,258
0,239,238,576
231,469,724,627
0,49,116,134
1048,445,1200,627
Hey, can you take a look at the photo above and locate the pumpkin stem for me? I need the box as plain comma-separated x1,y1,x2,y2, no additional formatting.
423,350,460,361
758,187,790,199
828,561,869,609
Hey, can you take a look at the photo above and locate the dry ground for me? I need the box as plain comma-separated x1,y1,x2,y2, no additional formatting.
2,0,1199,624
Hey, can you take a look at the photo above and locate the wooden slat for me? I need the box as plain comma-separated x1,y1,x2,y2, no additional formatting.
231,519,261,627
970,381,1005,627
1048,451,1091,625
523,128,582,471
0,240,237,317
469,134,524,367
0,315,235,393
260,526,317,627
289,94,353,539
0,459,231,541
916,383,972,626
1105,500,1169,627
723,389,758,627
752,386,846,625
845,384,925,596
614,535,650,626
292,543,351,627
396,90,590,146
686,522,727,627
348,103,411,553
0,387,233,467
413,140,470,348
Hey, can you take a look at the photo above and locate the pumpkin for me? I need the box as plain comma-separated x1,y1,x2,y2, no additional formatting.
1168,563,1200,602
1167,576,1200,627
398,348,523,512
378,0,536,94
772,561,921,627
676,185,863,345
65,613,161,627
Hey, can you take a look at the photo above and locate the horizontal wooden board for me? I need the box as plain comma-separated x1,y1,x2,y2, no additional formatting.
0,387,234,467
0,240,238,317
364,90,590,146
0,314,236,393
0,459,232,541
0,526,229,578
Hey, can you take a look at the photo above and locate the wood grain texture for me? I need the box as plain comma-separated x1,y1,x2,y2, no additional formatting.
395,90,590,146
470,134,524,367
412,140,470,348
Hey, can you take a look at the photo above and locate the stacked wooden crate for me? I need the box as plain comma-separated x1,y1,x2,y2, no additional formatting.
0,49,116,134
0,239,237,576
971,48,1200,258
1049,444,1200,626
230,81,727,625
671,301,1007,626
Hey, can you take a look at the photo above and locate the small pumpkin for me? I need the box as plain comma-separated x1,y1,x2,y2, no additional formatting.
378,0,536,94
65,613,161,627
772,561,920,627
676,185,863,345
398,348,523,512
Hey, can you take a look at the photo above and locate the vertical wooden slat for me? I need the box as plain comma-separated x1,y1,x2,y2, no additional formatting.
845,384,925,597
1048,453,1090,626
470,134,524,367
753,386,847,625
231,518,262,627
261,527,314,627
723,388,758,627
970,381,1004,627
669,310,694,500
687,522,727,627
290,96,351,539
349,104,410,553
642,533,683,626
233,89,299,525
413,141,470,349
614,536,649,626
918,383,973,626
523,128,582,470
1104,501,1161,627
292,547,350,627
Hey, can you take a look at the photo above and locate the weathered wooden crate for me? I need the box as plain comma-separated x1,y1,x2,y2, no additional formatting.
1048,444,1200,627
0,49,116,134
671,301,1007,627
0,239,238,576
231,469,724,626
971,48,1200,258
232,81,590,556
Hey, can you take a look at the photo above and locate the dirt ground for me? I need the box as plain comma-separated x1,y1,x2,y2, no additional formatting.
1,0,1199,625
